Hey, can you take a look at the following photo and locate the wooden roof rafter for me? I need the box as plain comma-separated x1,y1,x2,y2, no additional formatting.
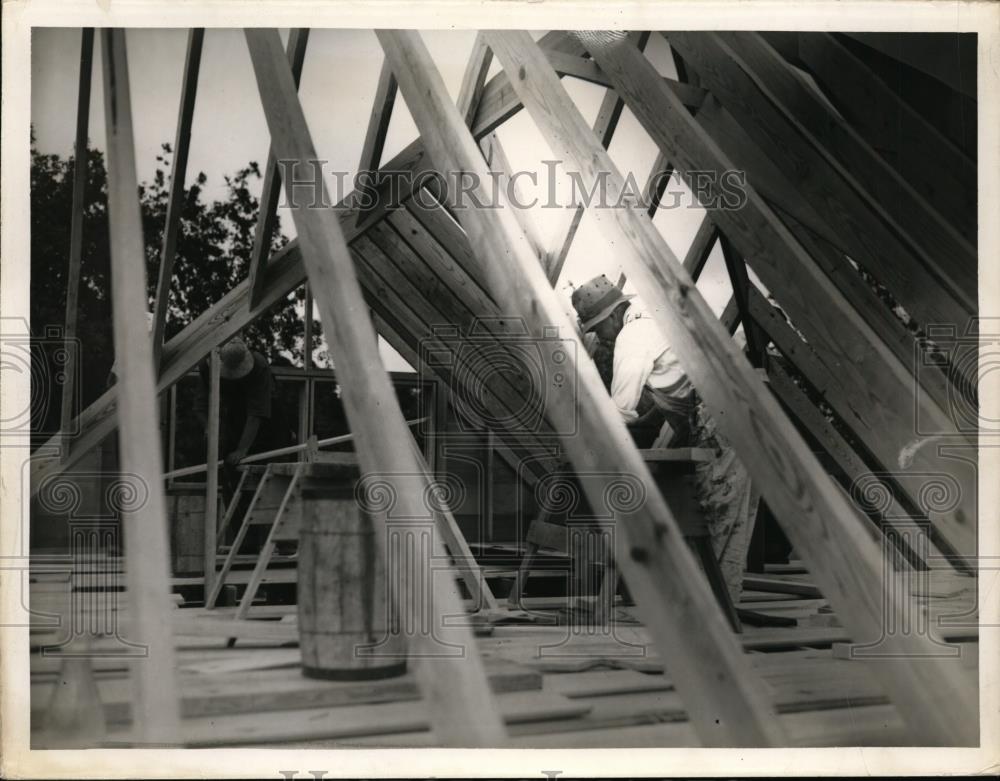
244,27,506,745
34,33,593,485
379,27,788,747
552,28,973,744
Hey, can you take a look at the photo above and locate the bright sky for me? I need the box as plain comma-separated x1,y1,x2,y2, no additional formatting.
32,28,741,371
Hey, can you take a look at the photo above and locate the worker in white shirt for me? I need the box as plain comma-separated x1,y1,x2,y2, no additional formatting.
571,274,695,447
570,274,779,618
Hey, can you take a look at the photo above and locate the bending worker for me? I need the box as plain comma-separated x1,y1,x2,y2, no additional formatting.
195,337,289,509
571,274,761,611
572,274,696,447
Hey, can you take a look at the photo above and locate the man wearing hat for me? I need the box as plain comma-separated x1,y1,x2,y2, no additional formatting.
571,274,695,447
195,337,285,503
571,274,782,619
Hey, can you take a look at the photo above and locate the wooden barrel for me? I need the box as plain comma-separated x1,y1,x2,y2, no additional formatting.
296,463,406,680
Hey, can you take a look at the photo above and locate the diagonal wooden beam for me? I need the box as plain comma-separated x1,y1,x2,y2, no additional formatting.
514,28,974,744
791,32,975,242
765,359,923,570
752,291,946,568
719,294,740,334
379,27,785,748
456,32,493,124
719,235,768,366
544,89,622,285
544,34,652,285
247,28,310,309
691,90,962,418
681,213,717,281
151,28,204,369
642,150,673,220
355,58,397,227
59,28,94,454
842,32,977,99
34,41,648,486
587,30,975,563
99,27,181,745
706,32,976,310
244,28,505,746
479,131,545,259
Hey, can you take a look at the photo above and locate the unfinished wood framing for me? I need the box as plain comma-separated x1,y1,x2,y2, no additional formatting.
719,236,767,365
245,27,505,746
355,58,398,226
34,41,590,486
842,32,976,99
688,89,961,408
247,28,310,309
380,28,786,747
706,32,976,309
99,27,182,744
204,348,221,597
59,28,95,454
681,214,717,281
582,30,975,562
794,32,975,241
496,29,974,743
670,32,976,345
32,27,981,750
151,28,204,369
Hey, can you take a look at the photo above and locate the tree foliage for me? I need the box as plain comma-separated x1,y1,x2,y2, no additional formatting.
30,134,305,433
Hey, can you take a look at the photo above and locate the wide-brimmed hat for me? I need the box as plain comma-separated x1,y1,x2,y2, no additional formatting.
219,338,255,380
571,275,635,332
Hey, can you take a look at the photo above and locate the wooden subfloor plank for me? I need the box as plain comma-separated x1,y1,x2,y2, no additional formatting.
33,660,541,726
100,691,589,747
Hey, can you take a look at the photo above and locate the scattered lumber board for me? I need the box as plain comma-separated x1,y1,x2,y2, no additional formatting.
546,669,671,698
743,576,823,598
33,660,541,726
102,691,590,747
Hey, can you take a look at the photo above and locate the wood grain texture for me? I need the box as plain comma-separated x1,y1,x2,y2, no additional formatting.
151,28,204,368
381,27,785,747
204,349,220,597
32,660,541,725
247,28,310,308
101,691,589,747
355,57,398,227
570,30,973,743
354,228,554,455
691,93,962,414
709,32,976,308
456,32,494,125
671,32,975,334
59,28,95,451
585,31,976,562
35,31,590,487
795,32,975,242
99,28,181,744
244,28,505,746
